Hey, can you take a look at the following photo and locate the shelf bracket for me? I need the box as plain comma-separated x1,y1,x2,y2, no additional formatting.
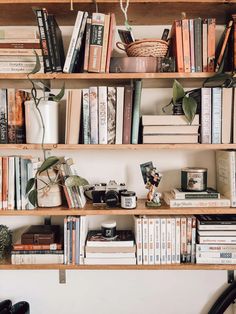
228,270,235,284
59,269,66,284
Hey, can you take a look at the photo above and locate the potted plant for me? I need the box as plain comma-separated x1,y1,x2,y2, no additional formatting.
25,53,88,208
0,225,12,262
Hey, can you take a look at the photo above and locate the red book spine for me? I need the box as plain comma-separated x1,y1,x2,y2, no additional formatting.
207,18,216,72
175,20,184,72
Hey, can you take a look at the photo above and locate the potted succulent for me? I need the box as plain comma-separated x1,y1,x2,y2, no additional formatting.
25,53,88,207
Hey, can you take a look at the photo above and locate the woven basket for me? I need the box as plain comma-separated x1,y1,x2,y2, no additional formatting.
116,39,169,58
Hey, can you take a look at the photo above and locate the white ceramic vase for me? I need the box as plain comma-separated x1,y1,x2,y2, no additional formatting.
25,100,59,144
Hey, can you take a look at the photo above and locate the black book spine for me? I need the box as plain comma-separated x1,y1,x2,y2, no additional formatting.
42,8,55,72
48,15,64,72
35,9,51,73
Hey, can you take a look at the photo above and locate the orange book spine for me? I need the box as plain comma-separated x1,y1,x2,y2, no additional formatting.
13,243,63,250
175,20,184,72
182,19,191,73
207,18,216,72
105,13,116,73
2,156,8,210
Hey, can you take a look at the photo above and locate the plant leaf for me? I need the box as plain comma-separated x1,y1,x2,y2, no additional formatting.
173,79,185,104
182,96,197,124
38,156,60,174
52,83,65,102
64,175,89,187
28,50,41,75
28,189,38,206
26,178,36,194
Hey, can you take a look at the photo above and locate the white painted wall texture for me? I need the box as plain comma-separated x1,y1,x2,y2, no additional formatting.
0,24,233,314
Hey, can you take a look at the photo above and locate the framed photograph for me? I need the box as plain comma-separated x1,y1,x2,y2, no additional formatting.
140,161,153,184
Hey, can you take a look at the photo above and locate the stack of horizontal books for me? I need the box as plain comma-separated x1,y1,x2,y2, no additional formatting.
11,225,63,265
141,115,199,144
0,27,44,73
84,230,136,265
196,215,236,264
163,189,231,208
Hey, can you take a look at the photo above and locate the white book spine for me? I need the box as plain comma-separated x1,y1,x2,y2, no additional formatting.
211,87,222,144
176,217,181,264
84,257,136,265
198,236,236,244
197,224,236,230
86,252,135,258
191,217,196,263
154,217,161,264
197,251,236,259
166,217,172,264
98,86,108,144
0,157,2,209
89,87,98,144
67,216,71,264
201,88,212,143
75,217,80,265
107,87,116,144
64,217,68,264
148,218,155,265
82,89,90,144
186,217,192,263
134,216,143,265
63,11,84,73
79,216,88,264
222,88,233,144
115,87,124,144
171,218,176,264
15,157,21,210
11,254,64,265
180,217,187,263
8,156,15,210
196,257,236,264
167,197,230,208
196,244,236,252
160,218,167,264
142,217,149,265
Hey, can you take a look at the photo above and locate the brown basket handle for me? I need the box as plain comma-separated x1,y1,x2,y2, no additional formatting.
116,42,127,51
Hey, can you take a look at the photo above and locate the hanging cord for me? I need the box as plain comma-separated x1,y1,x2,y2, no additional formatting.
119,0,132,31
93,0,98,13
70,0,74,11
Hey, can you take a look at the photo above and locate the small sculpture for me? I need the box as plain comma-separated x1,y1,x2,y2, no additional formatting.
140,162,162,207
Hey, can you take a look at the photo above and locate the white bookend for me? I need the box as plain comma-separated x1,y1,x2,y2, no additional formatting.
82,89,90,144
98,86,108,144
142,217,149,265
186,217,192,263
79,216,88,264
201,88,211,143
14,156,21,210
115,87,124,144
175,217,181,264
171,217,176,264
216,150,236,207
160,217,167,264
89,87,99,144
107,87,116,144
0,157,2,209
134,216,143,265
222,88,233,144
180,217,187,263
8,156,15,210
191,217,196,263
166,217,172,264
148,217,155,265
154,217,161,264
211,87,222,144
63,11,84,73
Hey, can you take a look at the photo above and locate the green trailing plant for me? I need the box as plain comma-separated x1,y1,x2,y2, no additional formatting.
0,225,12,259
163,80,198,124
26,52,88,207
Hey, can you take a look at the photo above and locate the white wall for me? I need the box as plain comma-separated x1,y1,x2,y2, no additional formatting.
0,23,233,314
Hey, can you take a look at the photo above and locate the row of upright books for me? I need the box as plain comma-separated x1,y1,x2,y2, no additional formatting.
0,27,44,73
170,18,215,73
63,11,115,73
66,81,142,145
134,216,197,265
0,89,30,144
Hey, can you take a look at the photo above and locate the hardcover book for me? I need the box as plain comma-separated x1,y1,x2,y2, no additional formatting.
86,230,135,247
107,86,116,144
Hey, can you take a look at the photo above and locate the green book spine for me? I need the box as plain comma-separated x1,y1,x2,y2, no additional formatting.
131,80,142,144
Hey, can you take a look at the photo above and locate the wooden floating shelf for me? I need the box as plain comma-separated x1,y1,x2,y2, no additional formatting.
2,0,236,3
0,143,236,150
1,201,236,216
1,263,236,270
0,73,215,80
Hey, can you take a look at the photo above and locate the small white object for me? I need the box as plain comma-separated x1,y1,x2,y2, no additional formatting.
25,100,59,144
101,221,117,228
